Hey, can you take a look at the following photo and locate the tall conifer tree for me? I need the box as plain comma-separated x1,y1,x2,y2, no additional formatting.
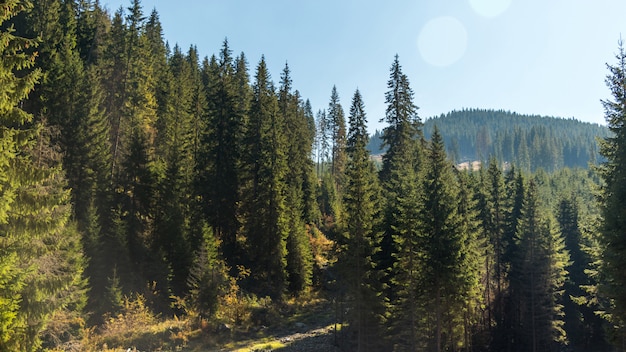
243,57,289,297
279,64,313,294
152,45,197,294
510,181,568,351
379,54,422,183
197,40,244,266
0,1,40,344
315,108,330,176
341,89,385,351
378,55,422,306
301,99,319,224
0,3,86,350
328,85,347,191
417,127,468,351
455,170,484,350
481,157,509,335
558,196,606,349
599,39,626,346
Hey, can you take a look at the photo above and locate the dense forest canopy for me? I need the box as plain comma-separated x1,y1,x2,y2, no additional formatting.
0,1,623,351
368,109,610,171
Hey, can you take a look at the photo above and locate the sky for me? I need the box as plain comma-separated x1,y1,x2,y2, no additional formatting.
103,0,626,133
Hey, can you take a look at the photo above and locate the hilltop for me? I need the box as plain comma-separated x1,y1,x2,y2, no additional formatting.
368,108,610,171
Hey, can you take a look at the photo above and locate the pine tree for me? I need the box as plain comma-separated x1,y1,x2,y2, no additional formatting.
183,46,209,256
341,89,385,351
598,39,626,346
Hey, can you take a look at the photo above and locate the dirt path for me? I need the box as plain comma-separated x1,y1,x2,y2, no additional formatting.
274,324,341,352
203,299,344,352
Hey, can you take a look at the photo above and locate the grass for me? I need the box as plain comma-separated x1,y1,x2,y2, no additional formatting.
231,340,286,351
72,292,336,351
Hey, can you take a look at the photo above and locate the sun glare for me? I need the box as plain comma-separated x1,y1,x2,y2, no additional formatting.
417,16,468,67
469,0,512,18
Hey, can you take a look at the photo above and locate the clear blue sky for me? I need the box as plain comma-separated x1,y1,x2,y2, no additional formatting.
104,0,626,132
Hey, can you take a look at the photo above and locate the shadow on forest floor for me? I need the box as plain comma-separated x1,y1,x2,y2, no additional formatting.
196,299,343,352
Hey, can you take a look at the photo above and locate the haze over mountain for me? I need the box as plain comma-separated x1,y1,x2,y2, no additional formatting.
368,108,609,171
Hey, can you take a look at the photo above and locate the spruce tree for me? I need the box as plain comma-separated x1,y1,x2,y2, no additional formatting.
558,196,606,349
151,45,199,294
341,89,385,351
598,39,626,345
378,55,422,310
328,85,347,191
455,170,484,350
6,122,87,352
75,0,109,65
417,127,468,351
482,157,509,336
0,0,42,343
105,0,166,297
379,54,422,183
315,108,330,176
279,64,313,294
197,40,245,266
301,99,320,224
104,8,129,180
387,126,422,351
242,57,289,297
40,2,112,228
497,168,526,350
44,37,113,316
0,3,86,349
187,223,228,317
510,181,568,351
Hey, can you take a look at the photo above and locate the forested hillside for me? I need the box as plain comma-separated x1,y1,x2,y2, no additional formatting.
368,109,609,171
2,1,626,351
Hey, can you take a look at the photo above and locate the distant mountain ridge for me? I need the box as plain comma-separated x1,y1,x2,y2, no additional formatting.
368,108,610,171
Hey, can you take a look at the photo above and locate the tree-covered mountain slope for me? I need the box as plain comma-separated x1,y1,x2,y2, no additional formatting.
368,108,610,171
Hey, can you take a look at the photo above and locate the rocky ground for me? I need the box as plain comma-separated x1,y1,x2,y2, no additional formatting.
274,324,341,352
205,299,344,352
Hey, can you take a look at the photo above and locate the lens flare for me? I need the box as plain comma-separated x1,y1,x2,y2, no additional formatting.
469,0,512,18
417,16,468,67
